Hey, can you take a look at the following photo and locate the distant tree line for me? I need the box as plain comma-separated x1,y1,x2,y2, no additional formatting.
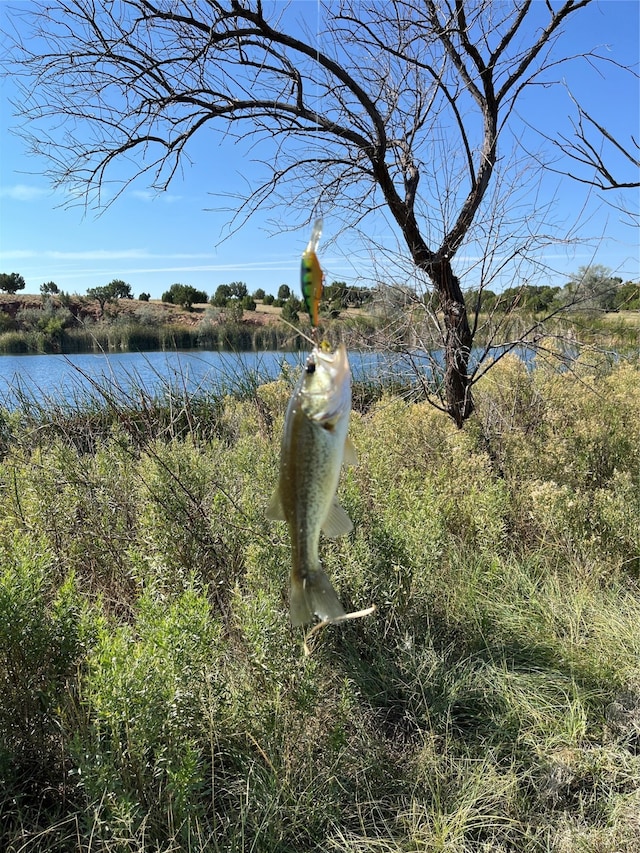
2,267,638,316
372,267,639,318
468,266,640,314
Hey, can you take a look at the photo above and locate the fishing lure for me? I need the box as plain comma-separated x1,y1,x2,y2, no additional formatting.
300,218,324,328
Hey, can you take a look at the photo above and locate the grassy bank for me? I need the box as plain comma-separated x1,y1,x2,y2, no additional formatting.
2,292,639,356
0,315,382,355
0,319,306,355
1,355,639,851
0,294,381,355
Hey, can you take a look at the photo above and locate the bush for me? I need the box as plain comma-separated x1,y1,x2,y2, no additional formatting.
162,283,208,309
0,331,30,353
0,535,93,808
75,587,220,844
0,311,16,333
281,295,302,323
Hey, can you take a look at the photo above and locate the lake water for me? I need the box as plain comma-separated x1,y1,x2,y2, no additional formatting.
0,345,541,410
0,349,391,409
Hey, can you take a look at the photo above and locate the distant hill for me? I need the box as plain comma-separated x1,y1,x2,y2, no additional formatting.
0,294,283,332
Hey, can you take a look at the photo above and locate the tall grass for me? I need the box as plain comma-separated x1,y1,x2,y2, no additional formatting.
0,320,317,355
0,354,639,851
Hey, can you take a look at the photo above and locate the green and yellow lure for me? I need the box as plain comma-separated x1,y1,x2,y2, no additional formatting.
300,218,324,328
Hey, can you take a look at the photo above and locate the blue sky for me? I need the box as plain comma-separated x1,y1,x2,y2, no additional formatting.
0,0,638,300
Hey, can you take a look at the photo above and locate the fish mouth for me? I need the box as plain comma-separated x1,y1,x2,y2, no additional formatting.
301,343,351,422
304,344,349,392
307,343,348,374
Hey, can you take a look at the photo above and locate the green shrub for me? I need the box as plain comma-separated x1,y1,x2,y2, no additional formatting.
0,330,30,353
75,587,220,845
0,535,94,828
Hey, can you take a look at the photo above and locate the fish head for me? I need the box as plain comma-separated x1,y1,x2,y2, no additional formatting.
299,343,351,424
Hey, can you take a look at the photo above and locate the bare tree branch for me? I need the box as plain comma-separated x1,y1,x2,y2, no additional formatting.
558,96,640,191
3,0,630,425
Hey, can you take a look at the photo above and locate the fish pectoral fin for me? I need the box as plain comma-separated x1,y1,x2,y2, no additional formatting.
342,436,358,465
266,488,286,521
322,499,353,538
342,435,358,467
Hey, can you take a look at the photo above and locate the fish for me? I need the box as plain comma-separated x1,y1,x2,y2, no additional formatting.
267,342,358,626
300,218,324,327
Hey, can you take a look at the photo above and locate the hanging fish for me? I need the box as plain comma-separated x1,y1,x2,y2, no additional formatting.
300,218,324,327
267,343,358,626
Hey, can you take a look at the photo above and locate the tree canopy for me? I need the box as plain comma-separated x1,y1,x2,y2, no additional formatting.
162,283,208,309
107,279,134,300
86,279,133,311
211,282,250,307
0,272,27,295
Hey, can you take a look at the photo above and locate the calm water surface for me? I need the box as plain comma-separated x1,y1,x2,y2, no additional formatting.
0,349,387,409
0,345,539,410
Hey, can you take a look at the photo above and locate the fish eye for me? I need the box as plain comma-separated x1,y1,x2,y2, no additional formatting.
305,361,316,374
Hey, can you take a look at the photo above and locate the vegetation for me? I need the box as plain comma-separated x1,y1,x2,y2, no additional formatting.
1,351,639,851
210,282,249,306
1,271,640,358
86,280,135,314
0,273,27,294
324,281,374,312
466,267,639,315
281,295,302,324
40,281,60,296
161,283,209,310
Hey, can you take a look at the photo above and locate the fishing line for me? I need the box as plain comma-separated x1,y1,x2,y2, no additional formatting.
314,0,321,171
295,1,327,338
278,314,317,348
312,0,325,220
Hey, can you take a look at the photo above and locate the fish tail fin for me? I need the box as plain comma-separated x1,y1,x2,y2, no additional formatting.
290,568,346,627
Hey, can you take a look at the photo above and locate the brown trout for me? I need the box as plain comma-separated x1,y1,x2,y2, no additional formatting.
267,343,357,626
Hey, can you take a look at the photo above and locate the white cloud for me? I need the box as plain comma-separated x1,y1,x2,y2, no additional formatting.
0,250,37,260
48,249,151,261
131,190,182,204
0,184,51,202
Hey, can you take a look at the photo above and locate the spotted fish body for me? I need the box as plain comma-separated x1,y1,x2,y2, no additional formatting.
300,219,324,327
267,344,357,626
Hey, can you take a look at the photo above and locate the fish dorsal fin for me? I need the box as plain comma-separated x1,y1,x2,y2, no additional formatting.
266,488,286,521
343,435,358,467
322,499,353,538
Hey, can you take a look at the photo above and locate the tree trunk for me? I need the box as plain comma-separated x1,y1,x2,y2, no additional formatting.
427,257,474,428
372,163,475,427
